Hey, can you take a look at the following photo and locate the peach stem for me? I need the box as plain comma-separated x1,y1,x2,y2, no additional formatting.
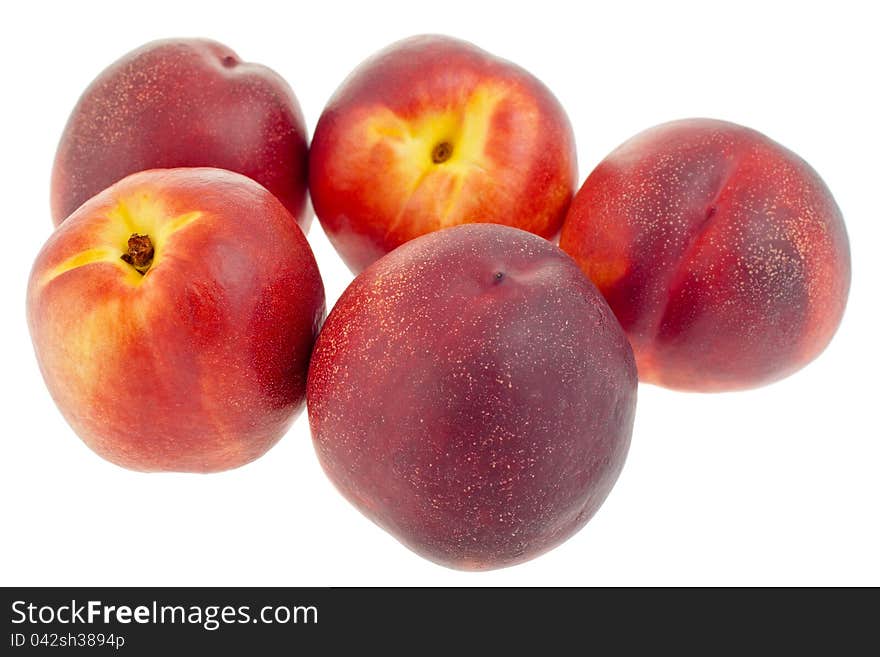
120,233,154,275
432,141,453,164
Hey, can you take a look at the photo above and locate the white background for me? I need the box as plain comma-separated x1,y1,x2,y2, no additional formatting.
1,0,877,586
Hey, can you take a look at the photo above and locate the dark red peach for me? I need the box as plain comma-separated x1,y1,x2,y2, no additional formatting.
560,118,850,391
307,224,637,569
51,38,310,230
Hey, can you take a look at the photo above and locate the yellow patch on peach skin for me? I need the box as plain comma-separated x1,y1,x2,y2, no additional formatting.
32,288,130,450
39,191,203,289
39,247,124,287
64,298,126,394
356,83,510,232
363,84,504,170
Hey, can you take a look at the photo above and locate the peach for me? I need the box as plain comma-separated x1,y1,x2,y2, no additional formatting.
560,118,851,391
28,168,325,472
309,35,577,273
307,224,636,569
51,38,310,230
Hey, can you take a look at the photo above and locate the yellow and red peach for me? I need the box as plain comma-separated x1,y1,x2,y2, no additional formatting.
51,38,310,230
307,224,637,569
28,168,325,472
309,35,578,273
560,118,851,391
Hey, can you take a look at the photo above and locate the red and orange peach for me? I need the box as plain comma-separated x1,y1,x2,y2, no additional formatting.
309,35,577,273
28,168,325,472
